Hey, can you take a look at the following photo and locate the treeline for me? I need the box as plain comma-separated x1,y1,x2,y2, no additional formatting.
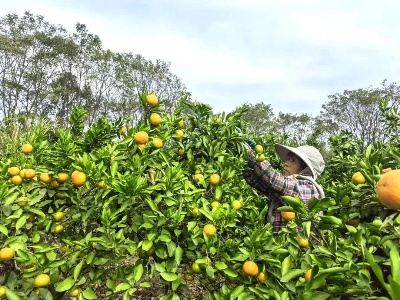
0,12,189,127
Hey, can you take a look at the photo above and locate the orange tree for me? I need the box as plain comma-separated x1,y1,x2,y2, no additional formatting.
1,92,400,300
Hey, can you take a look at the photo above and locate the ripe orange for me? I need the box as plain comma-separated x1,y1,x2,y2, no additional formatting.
0,286,5,297
281,211,296,221
209,174,220,185
11,175,22,185
118,126,127,135
382,167,393,174
57,172,70,183
24,169,36,179
255,145,263,154
152,137,163,149
34,274,51,287
19,169,26,178
175,129,184,140
177,120,184,128
305,269,313,282
54,224,64,234
134,131,149,144
71,170,87,187
21,143,33,154
149,113,162,125
39,173,52,184
203,224,216,237
257,272,268,283
231,200,241,210
296,236,309,248
243,261,259,276
53,211,65,222
352,172,366,185
377,169,400,209
69,288,80,297
146,94,159,106
0,247,15,261
8,167,20,176
17,196,29,207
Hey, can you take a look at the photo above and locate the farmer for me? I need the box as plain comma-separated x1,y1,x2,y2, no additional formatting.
243,141,325,231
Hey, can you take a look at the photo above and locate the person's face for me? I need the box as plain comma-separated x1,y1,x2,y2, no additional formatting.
283,152,303,176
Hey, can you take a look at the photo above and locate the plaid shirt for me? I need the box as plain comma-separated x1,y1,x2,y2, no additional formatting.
243,152,322,231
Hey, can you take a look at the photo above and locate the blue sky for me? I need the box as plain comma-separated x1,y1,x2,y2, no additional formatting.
3,0,400,116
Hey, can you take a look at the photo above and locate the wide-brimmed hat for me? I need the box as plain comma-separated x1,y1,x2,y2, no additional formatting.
274,144,325,179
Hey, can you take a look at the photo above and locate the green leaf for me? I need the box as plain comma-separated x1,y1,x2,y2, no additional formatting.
390,247,400,282
82,288,97,299
388,275,400,300
4,192,19,205
160,272,179,282
223,268,238,277
0,224,8,236
115,283,131,292
142,240,153,251
280,269,305,282
5,289,22,300
363,246,389,291
15,215,28,231
55,276,75,292
175,246,183,266
281,255,292,276
134,264,144,282
172,276,181,291
215,261,228,270
281,195,306,213
230,285,244,299
38,288,53,300
74,260,84,280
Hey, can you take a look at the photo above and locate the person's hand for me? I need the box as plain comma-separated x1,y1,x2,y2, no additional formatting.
246,139,256,150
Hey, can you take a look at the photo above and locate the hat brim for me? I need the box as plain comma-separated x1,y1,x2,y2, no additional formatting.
274,144,316,178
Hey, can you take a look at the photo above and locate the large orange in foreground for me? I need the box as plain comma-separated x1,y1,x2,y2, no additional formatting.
134,131,149,144
377,169,400,209
71,170,87,187
243,261,259,276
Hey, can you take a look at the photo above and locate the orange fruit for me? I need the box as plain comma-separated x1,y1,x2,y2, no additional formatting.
177,120,184,128
39,173,52,184
11,175,22,185
175,129,184,140
0,286,6,297
19,169,26,178
149,113,162,125
60,246,69,254
21,143,33,154
56,192,66,199
118,126,127,135
138,144,146,152
97,180,105,188
203,224,216,237
211,201,220,209
8,167,20,176
69,288,80,297
71,170,86,187
256,154,266,162
152,137,163,149
146,94,158,106
231,200,241,210
57,172,70,183
24,169,36,179
193,173,203,183
352,172,366,185
50,180,60,189
255,145,263,154
178,148,185,157
0,247,15,261
54,224,64,234
281,211,296,221
17,196,29,207
192,207,199,216
209,174,220,185
257,272,268,283
34,274,51,287
296,236,309,248
377,169,400,209
53,211,65,222
191,262,201,274
184,273,194,281
305,269,313,282
134,131,149,144
243,261,259,276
